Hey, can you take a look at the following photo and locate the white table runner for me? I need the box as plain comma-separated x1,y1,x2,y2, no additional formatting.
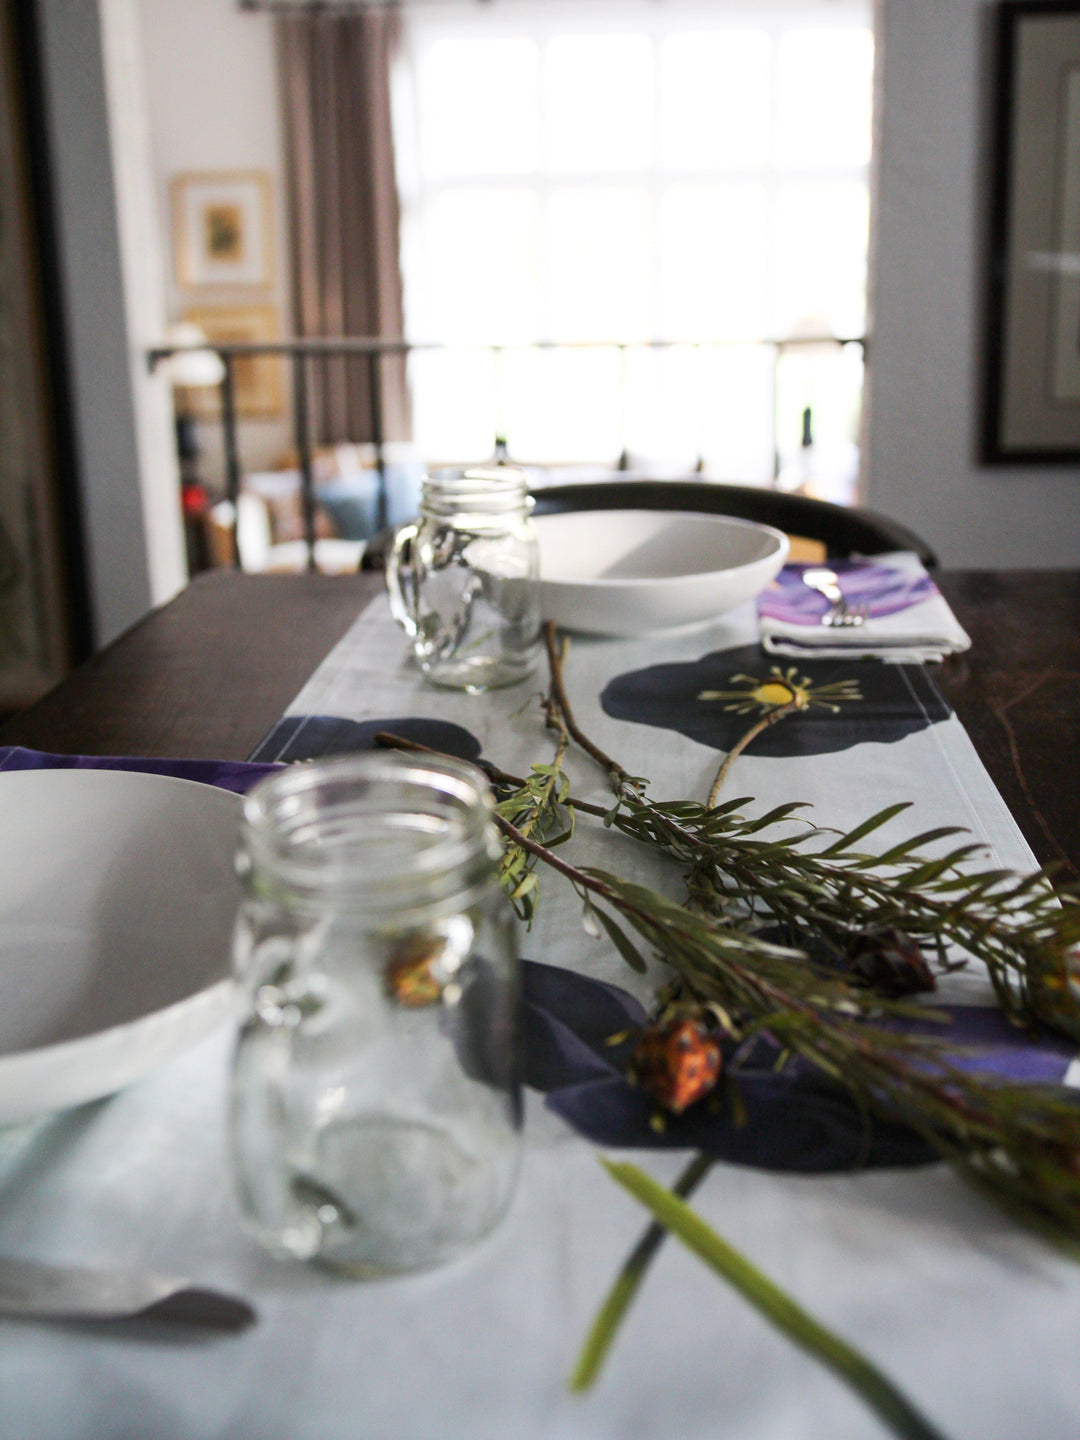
1,594,1076,1440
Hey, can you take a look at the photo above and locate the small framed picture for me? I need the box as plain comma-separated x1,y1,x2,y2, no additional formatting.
985,2,1080,460
182,303,285,420
172,172,274,290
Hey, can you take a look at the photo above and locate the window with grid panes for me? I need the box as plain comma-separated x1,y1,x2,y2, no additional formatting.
391,0,873,494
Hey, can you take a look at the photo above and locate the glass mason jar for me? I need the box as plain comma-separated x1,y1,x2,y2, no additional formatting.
228,752,522,1277
385,465,541,691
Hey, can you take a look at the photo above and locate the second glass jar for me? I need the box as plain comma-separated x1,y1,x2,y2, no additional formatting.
385,465,541,691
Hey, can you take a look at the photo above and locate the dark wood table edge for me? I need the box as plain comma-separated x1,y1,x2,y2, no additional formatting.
935,570,1080,880
0,570,384,763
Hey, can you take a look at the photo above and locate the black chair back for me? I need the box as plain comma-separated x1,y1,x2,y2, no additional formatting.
529,479,938,569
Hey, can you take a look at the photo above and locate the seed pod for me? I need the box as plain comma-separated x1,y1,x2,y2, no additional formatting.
632,1016,722,1114
385,934,445,1007
851,927,935,998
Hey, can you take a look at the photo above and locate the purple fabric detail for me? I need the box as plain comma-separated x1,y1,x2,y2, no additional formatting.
892,1004,1077,1083
0,746,280,795
520,961,1079,1173
758,561,937,626
249,714,482,767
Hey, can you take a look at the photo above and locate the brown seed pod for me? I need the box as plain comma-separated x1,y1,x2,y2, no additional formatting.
385,934,445,1008
632,1016,723,1114
850,927,936,998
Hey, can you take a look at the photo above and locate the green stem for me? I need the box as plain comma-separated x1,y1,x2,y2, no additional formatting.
706,701,798,807
544,621,635,796
600,1160,951,1440
375,729,610,818
569,1152,713,1392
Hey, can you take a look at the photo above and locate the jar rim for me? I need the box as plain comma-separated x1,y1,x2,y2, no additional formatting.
240,751,500,908
421,465,533,519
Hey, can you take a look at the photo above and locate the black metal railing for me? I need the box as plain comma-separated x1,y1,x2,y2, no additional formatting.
147,333,866,573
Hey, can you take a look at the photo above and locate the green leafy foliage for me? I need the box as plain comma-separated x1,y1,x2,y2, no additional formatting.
490,649,1080,1240
495,759,575,925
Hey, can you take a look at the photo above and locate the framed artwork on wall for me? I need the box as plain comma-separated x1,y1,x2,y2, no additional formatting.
182,303,284,419
171,171,274,290
985,1,1080,461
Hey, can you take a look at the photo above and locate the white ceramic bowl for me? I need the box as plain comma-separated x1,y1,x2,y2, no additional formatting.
0,769,243,1123
534,509,789,636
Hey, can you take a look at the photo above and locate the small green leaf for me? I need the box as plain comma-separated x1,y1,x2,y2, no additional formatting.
595,907,648,973
581,900,602,939
872,827,969,865
733,802,814,834
816,803,913,856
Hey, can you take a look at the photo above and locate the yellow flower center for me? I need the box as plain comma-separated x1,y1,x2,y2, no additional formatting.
752,681,797,707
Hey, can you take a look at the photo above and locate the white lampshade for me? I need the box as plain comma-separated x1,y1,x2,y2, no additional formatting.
164,323,226,389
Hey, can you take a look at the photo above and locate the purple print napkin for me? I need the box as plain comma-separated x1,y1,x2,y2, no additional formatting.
758,552,971,663
0,746,280,795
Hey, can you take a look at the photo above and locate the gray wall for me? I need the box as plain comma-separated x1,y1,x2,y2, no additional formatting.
865,0,1080,567
36,0,183,648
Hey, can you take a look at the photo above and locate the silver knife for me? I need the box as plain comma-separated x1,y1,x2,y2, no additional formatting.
0,1257,256,1330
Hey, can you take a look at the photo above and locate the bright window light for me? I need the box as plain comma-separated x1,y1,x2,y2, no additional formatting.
501,347,624,462
775,29,875,169
772,182,870,338
543,35,654,174
658,31,772,171
658,183,770,340
417,38,540,178
395,1,874,490
416,188,542,344
545,186,653,342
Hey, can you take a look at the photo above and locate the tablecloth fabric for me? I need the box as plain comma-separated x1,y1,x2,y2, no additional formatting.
2,590,1078,1440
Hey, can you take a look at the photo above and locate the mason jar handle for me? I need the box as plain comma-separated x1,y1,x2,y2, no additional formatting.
386,522,419,637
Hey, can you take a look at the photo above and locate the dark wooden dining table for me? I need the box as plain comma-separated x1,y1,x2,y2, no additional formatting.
2,568,1078,880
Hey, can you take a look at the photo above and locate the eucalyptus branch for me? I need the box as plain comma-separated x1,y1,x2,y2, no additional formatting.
491,738,575,923
608,793,1080,1031
496,801,1080,1235
535,645,1077,1026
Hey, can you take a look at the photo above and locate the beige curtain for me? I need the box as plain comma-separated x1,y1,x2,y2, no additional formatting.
278,9,410,445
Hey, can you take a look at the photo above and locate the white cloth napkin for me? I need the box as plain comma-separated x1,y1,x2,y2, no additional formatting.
758,551,971,664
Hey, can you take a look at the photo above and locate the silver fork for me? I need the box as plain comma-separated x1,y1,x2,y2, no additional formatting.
801,568,867,627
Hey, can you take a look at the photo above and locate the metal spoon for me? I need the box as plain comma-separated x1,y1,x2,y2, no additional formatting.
0,1256,256,1330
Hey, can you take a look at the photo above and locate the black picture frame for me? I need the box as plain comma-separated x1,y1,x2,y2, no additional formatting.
985,0,1080,462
